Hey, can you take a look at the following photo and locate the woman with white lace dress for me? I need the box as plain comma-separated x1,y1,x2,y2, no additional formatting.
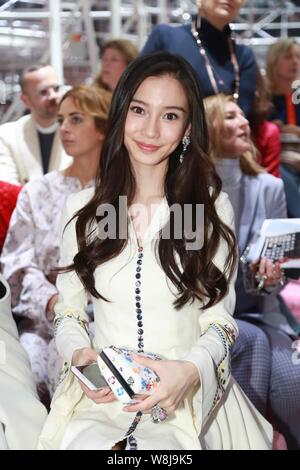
1,85,110,401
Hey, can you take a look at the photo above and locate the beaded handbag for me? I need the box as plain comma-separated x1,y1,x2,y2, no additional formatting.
97,345,161,404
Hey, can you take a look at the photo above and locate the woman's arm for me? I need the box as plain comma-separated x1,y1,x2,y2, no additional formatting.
54,194,116,403
238,45,257,116
53,193,92,364
181,192,238,426
266,176,287,219
253,176,287,291
1,187,58,321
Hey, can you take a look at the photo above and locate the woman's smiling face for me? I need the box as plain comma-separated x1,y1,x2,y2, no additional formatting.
124,74,190,170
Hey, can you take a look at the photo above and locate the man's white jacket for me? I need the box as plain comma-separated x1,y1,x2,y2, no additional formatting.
0,114,72,185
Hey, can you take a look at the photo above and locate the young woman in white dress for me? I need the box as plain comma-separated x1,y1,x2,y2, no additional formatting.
38,52,272,450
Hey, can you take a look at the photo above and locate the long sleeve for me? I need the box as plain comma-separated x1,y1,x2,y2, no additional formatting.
237,45,257,117
54,192,92,365
266,175,287,219
182,191,238,431
1,187,58,320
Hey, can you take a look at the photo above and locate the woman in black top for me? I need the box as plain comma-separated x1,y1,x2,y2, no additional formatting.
142,0,256,116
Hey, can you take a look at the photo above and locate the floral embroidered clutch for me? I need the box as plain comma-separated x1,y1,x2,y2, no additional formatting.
97,345,161,404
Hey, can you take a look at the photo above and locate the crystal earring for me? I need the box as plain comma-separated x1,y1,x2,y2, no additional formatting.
179,135,191,164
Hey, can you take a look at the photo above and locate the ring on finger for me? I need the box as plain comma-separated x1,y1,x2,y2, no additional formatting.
255,273,268,290
151,404,168,423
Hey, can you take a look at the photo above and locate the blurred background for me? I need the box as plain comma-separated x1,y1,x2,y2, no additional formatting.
1,0,300,122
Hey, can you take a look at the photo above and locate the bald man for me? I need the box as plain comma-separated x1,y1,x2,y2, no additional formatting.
0,64,71,185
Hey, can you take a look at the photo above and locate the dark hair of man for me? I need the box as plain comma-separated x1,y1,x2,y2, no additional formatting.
19,63,48,91
69,52,237,310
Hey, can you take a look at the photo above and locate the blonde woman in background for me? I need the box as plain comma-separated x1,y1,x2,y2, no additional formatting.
95,39,138,93
266,38,300,217
205,93,300,449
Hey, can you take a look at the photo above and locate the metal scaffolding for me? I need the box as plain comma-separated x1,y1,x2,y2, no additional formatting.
1,0,300,121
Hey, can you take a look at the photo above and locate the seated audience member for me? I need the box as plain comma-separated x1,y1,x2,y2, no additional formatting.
248,66,281,178
0,181,22,253
37,53,272,451
95,39,138,93
1,85,111,400
141,0,256,116
205,93,300,449
0,64,72,186
0,273,47,449
266,38,300,217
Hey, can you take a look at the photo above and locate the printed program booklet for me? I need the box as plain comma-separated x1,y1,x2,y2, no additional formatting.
244,218,300,277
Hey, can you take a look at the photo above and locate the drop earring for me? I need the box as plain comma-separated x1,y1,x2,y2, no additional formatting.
179,135,191,164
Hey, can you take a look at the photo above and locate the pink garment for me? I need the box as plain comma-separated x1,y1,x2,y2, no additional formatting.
0,181,22,253
280,279,300,322
254,121,281,178
272,431,288,450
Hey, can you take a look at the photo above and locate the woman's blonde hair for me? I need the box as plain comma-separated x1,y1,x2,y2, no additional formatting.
204,94,265,176
59,85,111,134
100,39,138,65
95,39,139,91
266,38,300,93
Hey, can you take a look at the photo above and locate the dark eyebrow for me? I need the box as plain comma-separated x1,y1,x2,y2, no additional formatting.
131,98,187,113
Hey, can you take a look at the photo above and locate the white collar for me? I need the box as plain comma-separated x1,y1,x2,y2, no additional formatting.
35,121,58,135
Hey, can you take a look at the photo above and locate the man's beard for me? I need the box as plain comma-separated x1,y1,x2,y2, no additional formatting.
42,101,59,119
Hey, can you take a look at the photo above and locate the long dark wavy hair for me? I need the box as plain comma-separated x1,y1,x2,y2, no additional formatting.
70,52,237,310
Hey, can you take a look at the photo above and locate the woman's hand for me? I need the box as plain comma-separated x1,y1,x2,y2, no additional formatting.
79,383,116,404
72,346,99,366
71,347,117,404
124,354,200,415
252,257,283,288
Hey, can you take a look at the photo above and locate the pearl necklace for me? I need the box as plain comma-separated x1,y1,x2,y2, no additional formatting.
191,16,240,101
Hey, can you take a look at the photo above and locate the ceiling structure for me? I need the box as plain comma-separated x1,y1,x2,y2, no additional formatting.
1,0,300,119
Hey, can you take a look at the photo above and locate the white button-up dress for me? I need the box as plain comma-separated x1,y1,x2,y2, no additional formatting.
38,188,273,450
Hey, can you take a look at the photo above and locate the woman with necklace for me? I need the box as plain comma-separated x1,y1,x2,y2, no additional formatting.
37,53,271,450
142,0,256,116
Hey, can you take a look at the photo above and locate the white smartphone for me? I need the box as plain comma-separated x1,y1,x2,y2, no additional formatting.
71,362,108,391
